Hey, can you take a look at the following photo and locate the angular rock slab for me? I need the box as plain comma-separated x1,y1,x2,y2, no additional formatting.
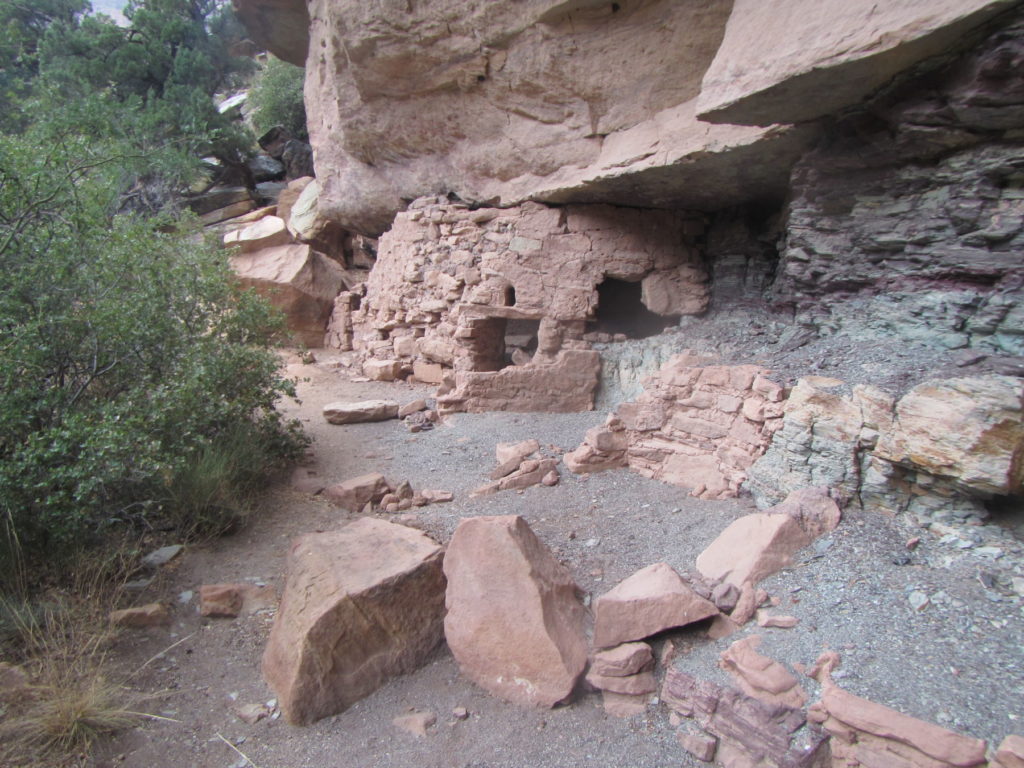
262,518,445,725
696,513,811,588
443,515,587,708
592,562,718,649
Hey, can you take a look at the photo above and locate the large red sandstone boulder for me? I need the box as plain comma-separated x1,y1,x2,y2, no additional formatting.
229,243,346,347
262,518,446,725
592,562,718,649
443,515,587,708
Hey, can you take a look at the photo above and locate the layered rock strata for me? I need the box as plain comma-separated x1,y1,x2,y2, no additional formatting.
748,375,1024,525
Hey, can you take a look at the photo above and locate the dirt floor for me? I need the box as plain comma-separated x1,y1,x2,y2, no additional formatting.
89,350,1024,768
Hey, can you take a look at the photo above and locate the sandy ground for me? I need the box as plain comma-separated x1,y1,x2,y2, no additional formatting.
89,351,1024,768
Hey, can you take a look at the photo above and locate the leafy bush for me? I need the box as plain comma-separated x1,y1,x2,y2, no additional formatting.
0,107,307,576
248,55,308,141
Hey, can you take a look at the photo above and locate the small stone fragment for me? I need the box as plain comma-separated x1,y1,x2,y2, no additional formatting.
908,591,930,611
495,439,540,465
452,706,469,721
586,669,657,695
678,731,717,762
541,470,559,486
398,399,427,417
420,489,454,503
711,582,740,613
393,710,436,737
324,472,391,512
234,702,268,724
109,603,170,628
756,611,799,629
199,584,245,618
141,545,184,569
590,642,654,678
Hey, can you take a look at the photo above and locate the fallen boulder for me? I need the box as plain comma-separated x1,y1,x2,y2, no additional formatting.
696,513,811,587
262,518,445,725
443,515,587,708
592,562,718,648
229,243,345,347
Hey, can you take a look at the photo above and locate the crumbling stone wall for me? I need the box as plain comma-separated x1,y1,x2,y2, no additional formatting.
327,197,709,412
565,353,786,499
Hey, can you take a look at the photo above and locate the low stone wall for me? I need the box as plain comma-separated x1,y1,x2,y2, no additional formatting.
565,352,786,499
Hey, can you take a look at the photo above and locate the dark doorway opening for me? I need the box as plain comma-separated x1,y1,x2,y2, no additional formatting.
587,277,678,339
984,494,1024,542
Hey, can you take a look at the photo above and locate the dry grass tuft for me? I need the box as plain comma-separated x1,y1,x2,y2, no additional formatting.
0,562,152,767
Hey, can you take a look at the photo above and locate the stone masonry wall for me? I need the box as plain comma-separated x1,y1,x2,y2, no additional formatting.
327,197,709,413
565,353,786,500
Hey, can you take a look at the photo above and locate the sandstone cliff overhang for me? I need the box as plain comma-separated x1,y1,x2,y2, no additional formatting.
696,0,1019,125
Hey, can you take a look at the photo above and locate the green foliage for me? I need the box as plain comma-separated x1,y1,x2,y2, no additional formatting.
248,54,307,141
0,28,308,578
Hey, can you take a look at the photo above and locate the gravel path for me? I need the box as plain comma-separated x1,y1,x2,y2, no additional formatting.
91,351,1024,768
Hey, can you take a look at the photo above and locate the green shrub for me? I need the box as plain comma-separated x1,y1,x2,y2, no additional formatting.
248,55,308,141
0,114,308,579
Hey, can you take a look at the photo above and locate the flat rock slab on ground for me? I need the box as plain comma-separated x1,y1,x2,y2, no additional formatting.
593,562,718,648
262,517,445,725
323,399,400,424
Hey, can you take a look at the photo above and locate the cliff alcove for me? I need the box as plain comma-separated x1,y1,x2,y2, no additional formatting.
86,1,1024,766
